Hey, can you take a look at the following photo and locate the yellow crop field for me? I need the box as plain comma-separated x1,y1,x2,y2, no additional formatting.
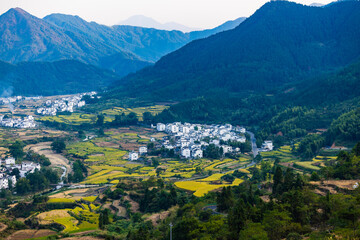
47,198,76,203
67,141,127,165
101,105,169,120
40,113,112,125
175,178,244,197
82,196,97,202
37,207,99,233
199,173,225,182
294,161,321,171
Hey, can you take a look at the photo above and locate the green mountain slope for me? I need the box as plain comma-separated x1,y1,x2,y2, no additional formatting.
107,1,360,101
0,60,121,96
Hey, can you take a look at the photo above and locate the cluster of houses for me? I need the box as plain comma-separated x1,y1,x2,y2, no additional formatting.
128,122,248,161
36,92,96,116
0,157,41,189
0,115,36,128
154,122,246,159
0,96,43,105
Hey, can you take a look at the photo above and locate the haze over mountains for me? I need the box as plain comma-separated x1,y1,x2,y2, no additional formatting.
0,7,245,85
118,15,200,32
107,1,360,101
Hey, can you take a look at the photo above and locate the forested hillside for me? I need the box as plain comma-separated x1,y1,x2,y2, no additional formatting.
0,60,121,96
0,8,245,80
107,1,360,101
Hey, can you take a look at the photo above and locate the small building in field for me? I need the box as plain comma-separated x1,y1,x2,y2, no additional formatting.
129,152,139,161
139,146,148,155
261,141,274,151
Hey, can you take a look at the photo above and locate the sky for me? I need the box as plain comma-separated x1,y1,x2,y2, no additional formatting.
0,0,335,29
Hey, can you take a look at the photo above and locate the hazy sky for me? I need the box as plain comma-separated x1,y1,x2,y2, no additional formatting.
0,0,335,29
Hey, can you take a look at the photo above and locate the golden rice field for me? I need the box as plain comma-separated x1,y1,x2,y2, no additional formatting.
175,178,244,197
82,156,250,185
292,154,336,171
39,113,112,125
37,206,99,233
260,145,299,162
293,161,321,171
101,105,169,120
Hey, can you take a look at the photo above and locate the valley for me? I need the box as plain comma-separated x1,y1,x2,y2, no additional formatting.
0,0,359,239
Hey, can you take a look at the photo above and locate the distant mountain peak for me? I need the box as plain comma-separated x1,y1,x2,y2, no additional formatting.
118,15,200,32
4,7,32,18
310,3,325,7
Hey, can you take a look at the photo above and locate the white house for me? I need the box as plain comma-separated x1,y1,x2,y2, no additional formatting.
157,123,166,132
235,126,246,134
129,152,139,161
262,141,274,151
139,146,148,155
5,157,15,166
192,149,203,159
181,148,191,159
222,145,233,154
0,178,8,189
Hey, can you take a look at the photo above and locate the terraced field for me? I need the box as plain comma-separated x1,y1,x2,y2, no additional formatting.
39,113,113,125
101,105,169,120
175,178,244,197
37,205,99,233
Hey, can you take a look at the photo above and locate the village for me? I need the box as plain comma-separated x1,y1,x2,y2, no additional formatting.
0,115,36,129
0,157,41,189
36,92,96,116
0,96,43,106
129,122,252,161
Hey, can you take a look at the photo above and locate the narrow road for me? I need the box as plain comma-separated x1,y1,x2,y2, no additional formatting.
247,131,259,158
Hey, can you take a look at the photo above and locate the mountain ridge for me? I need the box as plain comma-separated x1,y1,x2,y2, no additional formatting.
105,0,360,101
0,8,246,75
118,15,200,32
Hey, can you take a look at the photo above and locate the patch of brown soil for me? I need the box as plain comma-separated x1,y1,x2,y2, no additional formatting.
25,142,71,173
61,237,103,240
94,141,119,148
7,229,56,240
0,222,7,232
310,180,360,191
146,206,177,226
124,195,139,213
112,200,127,217
260,195,271,203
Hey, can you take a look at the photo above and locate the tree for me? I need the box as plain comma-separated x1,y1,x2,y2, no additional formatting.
239,222,269,240
217,187,234,212
15,178,31,195
51,140,66,153
10,168,20,179
142,112,154,124
310,172,320,181
96,114,105,126
228,198,247,238
9,141,25,159
151,158,159,167
263,209,292,240
273,166,283,194
99,209,110,229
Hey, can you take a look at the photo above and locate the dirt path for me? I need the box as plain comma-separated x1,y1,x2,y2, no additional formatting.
25,142,71,173
7,229,56,240
124,195,139,213
0,222,7,232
